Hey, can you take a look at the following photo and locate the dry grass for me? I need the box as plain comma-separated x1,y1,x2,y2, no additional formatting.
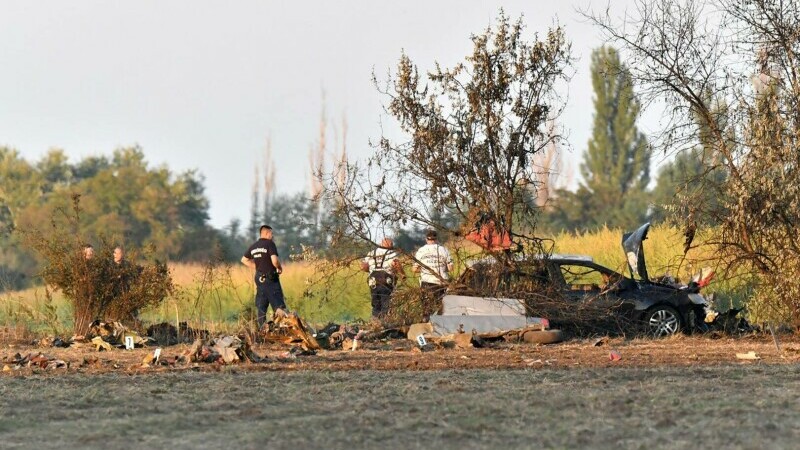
0,363,798,449
1,260,371,336
1,224,759,336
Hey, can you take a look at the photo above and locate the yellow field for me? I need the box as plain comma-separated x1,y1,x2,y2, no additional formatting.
1,224,756,336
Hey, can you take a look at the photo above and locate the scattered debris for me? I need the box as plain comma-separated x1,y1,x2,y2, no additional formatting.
523,358,554,366
521,329,564,345
453,333,473,349
32,336,73,348
1,352,69,371
705,308,754,334
88,320,151,350
181,336,263,365
92,336,113,352
735,351,760,360
407,323,433,341
264,312,321,351
280,346,316,359
81,355,100,368
412,343,436,353
141,348,163,368
593,337,609,347
146,322,209,345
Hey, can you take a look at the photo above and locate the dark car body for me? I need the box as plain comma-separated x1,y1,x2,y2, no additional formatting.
460,223,709,336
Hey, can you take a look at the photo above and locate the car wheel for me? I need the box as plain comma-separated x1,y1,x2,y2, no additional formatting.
645,305,683,337
522,329,564,344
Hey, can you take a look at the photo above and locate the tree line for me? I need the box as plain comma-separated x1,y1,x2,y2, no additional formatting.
0,146,222,290
0,44,718,291
0,144,352,290
8,2,797,328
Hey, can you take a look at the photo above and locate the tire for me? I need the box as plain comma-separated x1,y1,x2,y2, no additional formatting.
522,329,564,344
644,305,684,337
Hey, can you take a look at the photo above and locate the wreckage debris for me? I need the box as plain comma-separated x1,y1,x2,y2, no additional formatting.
521,329,564,345
181,336,263,365
92,336,113,352
263,312,321,352
85,321,152,351
279,346,317,359
735,351,760,360
146,322,210,345
33,336,72,348
1,352,69,371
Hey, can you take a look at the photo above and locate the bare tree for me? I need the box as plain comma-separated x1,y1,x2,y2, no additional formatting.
586,0,800,324
324,12,573,265
532,120,566,209
263,136,276,206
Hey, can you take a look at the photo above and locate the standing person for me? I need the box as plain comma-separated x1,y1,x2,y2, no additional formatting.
113,246,126,265
83,244,94,260
414,230,453,320
78,244,98,313
361,237,401,321
111,245,132,295
241,225,287,329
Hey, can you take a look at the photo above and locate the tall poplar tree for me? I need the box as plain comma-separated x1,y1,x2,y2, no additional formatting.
549,46,651,231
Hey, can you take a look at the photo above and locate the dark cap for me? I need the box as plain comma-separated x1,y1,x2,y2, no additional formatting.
426,229,437,240
259,225,273,232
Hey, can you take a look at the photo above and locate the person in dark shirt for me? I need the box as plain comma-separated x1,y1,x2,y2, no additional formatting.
241,224,287,328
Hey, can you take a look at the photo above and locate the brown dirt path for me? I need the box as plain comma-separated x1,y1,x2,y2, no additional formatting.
3,334,799,376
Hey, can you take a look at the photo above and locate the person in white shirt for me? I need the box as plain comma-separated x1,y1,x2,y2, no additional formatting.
413,230,453,320
361,237,401,320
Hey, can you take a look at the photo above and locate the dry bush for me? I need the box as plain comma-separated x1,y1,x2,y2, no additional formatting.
19,194,173,335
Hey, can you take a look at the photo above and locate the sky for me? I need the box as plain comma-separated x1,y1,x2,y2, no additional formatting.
0,0,661,228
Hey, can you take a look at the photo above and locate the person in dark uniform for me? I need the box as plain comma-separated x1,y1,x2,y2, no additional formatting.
241,224,287,328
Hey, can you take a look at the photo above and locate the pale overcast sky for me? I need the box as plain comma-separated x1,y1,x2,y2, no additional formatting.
0,0,657,228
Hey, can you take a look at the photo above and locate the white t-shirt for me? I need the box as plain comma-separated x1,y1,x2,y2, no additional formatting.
363,248,397,273
415,243,452,285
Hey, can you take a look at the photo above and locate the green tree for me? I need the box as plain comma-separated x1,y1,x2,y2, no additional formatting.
0,148,43,288
650,97,730,224
37,149,73,194
0,147,43,233
13,147,221,262
549,46,651,232
587,0,800,324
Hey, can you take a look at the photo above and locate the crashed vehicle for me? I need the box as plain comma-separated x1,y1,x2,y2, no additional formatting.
459,223,713,337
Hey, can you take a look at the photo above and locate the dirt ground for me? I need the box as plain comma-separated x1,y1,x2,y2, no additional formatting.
3,333,800,375
2,335,800,449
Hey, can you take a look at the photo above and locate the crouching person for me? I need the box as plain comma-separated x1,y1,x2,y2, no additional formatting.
361,238,401,321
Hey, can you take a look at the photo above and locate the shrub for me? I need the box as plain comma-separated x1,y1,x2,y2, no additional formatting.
19,195,173,335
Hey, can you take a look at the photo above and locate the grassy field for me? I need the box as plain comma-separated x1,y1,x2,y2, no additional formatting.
551,225,756,311
1,364,798,449
0,224,758,336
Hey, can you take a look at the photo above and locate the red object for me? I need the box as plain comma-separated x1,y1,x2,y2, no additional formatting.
609,351,622,362
465,222,512,250
697,270,715,288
